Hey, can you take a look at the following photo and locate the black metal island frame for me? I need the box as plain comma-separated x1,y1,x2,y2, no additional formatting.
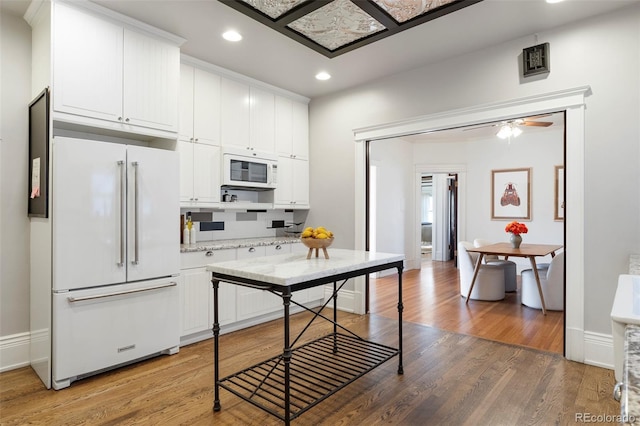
207,248,405,425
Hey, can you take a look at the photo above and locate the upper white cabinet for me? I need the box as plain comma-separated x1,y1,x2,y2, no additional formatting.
275,96,309,160
50,1,181,136
179,140,221,206
274,156,309,209
220,77,250,149
221,78,275,153
179,64,221,145
250,87,275,153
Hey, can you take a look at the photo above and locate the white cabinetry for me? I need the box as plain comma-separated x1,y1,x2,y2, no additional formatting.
179,64,220,145
236,246,282,320
179,249,236,343
221,78,275,153
52,2,180,136
178,141,221,206
220,77,250,149
275,96,309,160
274,96,309,209
179,64,222,207
274,156,309,209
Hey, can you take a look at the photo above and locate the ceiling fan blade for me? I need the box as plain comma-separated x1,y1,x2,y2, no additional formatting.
522,121,552,127
526,113,553,120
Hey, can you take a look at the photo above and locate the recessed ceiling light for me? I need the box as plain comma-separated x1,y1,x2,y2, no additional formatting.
546,0,564,3
315,71,331,81
222,30,242,42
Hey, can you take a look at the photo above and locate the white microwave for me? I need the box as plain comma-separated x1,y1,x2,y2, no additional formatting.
221,147,278,190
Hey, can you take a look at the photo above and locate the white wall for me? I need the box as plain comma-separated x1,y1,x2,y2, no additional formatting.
308,5,640,337
0,11,32,337
370,138,413,266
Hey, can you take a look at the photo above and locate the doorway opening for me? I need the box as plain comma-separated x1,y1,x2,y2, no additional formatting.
365,111,566,355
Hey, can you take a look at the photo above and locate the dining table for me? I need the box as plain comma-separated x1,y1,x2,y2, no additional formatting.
465,242,563,315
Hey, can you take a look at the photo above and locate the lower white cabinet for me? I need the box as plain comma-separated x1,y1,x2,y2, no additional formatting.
179,249,235,342
236,246,283,320
179,242,325,345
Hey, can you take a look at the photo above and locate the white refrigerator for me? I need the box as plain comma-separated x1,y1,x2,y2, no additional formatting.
48,136,180,390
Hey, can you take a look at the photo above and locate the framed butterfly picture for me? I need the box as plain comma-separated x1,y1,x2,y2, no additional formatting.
491,168,531,220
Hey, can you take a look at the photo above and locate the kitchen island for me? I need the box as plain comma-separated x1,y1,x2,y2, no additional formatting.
207,248,404,425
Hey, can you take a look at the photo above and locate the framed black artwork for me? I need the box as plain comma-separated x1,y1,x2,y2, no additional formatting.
522,43,550,77
28,87,49,218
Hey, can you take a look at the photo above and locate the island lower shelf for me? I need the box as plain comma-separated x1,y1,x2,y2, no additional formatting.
218,332,399,422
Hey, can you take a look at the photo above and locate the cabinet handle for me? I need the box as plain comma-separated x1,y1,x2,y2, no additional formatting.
125,118,130,123
190,137,194,142
275,245,282,250
205,251,214,257
195,138,199,142
118,116,123,121
248,247,256,253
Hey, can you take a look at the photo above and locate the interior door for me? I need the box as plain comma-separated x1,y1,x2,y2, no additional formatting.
448,173,458,265
52,137,127,290
126,145,180,282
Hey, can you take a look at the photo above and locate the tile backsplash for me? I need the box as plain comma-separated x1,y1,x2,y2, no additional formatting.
181,209,307,242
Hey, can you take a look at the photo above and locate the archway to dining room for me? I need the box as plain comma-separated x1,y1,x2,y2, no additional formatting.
354,87,587,363
365,112,565,354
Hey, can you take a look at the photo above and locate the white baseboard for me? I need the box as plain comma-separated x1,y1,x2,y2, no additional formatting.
583,331,614,370
324,287,356,313
0,332,31,373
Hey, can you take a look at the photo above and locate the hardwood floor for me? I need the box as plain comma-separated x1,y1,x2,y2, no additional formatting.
1,259,611,425
0,309,617,425
371,256,564,354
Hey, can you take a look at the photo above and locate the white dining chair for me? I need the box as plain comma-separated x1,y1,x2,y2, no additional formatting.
521,251,565,311
458,241,505,301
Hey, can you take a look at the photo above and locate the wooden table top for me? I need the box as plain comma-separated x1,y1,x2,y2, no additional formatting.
466,242,563,257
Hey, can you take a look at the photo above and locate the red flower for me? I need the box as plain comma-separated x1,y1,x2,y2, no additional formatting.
505,221,528,235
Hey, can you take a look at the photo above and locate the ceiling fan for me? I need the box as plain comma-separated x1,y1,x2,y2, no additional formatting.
464,114,553,139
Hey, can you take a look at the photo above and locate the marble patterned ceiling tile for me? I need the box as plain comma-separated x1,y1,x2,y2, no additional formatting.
287,0,386,51
240,0,307,19
372,0,457,23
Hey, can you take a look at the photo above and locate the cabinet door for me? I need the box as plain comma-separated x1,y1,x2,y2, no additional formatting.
292,101,309,160
274,156,294,207
236,246,282,320
292,159,310,207
193,68,221,145
220,78,250,148
250,87,275,153
180,268,212,336
275,96,293,156
193,143,221,204
53,2,123,122
179,64,195,141
123,29,180,132
178,140,195,203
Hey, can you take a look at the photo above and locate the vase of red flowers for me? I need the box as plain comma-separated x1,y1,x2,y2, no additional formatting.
505,221,528,248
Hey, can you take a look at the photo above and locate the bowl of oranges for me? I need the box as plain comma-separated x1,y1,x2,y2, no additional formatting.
300,226,334,259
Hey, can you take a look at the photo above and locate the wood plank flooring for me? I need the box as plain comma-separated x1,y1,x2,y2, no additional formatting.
371,257,564,354
0,309,617,425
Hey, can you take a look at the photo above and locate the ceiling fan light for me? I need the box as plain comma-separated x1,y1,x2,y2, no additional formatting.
497,125,511,139
511,126,523,137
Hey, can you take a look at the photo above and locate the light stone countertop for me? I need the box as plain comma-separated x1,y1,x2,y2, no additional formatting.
206,248,404,287
180,236,302,253
623,324,640,424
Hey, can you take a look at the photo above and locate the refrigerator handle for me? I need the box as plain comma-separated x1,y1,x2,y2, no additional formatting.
118,160,125,267
132,161,140,265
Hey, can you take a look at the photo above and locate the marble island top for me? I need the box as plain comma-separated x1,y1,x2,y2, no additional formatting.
181,236,301,253
623,324,640,424
206,248,404,287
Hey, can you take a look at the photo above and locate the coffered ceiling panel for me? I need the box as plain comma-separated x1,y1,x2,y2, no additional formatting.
219,0,483,58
